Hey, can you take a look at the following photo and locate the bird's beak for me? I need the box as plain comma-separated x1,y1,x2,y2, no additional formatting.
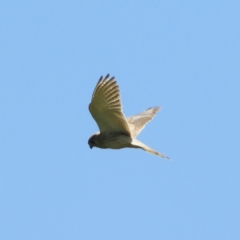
89,144,93,149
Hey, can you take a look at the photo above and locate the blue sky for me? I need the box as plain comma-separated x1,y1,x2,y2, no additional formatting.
1,1,240,239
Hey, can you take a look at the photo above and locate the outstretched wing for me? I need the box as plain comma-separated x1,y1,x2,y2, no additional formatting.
89,74,131,136
127,107,161,138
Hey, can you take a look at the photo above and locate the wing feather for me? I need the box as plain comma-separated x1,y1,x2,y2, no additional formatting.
89,75,131,136
127,107,161,138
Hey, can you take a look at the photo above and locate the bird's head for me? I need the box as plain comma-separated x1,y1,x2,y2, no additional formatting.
88,133,100,149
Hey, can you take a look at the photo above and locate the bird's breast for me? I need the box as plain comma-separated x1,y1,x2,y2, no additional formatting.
97,132,132,149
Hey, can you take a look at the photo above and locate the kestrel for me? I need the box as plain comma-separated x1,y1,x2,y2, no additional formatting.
88,74,169,159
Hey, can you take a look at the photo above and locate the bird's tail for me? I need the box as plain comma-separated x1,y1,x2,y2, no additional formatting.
131,139,170,159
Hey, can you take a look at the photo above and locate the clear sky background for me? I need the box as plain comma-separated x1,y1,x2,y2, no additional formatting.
1,1,240,239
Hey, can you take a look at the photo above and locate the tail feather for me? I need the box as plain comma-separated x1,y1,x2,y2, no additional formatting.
131,139,170,159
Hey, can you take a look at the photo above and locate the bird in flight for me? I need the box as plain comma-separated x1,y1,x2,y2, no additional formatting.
88,74,169,159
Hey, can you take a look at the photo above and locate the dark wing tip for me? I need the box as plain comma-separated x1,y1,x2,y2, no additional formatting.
104,74,109,80
96,76,103,86
98,74,116,83
146,106,161,113
109,76,115,81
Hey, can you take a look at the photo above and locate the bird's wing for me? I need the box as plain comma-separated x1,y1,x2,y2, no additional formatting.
89,74,131,136
127,107,161,138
